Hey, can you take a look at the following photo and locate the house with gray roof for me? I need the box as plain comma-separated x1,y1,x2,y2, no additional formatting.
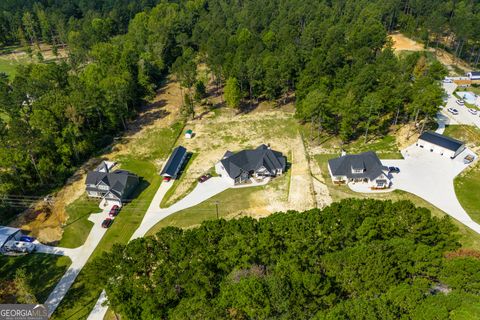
416,131,465,159
328,151,390,189
215,144,286,185
85,161,139,203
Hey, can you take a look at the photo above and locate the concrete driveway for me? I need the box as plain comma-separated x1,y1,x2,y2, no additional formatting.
130,177,231,240
44,209,110,317
382,145,480,234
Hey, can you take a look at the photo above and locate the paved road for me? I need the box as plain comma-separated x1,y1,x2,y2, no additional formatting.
87,290,109,320
44,210,109,317
441,82,480,128
382,145,480,234
34,243,79,257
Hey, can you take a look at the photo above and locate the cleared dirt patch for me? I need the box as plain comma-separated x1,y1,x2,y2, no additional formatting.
390,33,425,51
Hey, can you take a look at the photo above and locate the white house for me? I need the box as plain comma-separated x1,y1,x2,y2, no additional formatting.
416,131,465,159
215,144,286,185
327,151,391,189
467,71,480,81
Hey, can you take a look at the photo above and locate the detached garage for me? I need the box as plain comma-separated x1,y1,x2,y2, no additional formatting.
416,131,465,159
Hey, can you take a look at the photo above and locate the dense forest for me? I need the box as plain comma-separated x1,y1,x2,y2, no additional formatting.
0,0,477,216
86,199,480,318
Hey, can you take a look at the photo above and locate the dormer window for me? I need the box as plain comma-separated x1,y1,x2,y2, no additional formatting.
352,167,365,173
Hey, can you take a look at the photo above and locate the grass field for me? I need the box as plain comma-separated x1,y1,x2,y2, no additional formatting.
57,196,98,248
314,154,480,249
0,254,71,304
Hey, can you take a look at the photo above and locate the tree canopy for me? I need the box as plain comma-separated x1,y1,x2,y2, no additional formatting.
85,199,480,319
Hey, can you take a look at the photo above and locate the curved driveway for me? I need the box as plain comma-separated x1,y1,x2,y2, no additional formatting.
383,145,480,234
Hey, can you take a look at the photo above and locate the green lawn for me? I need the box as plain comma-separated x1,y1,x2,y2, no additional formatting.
314,154,480,249
57,196,98,248
0,254,71,304
446,125,480,227
52,124,183,319
147,175,288,236
0,57,23,78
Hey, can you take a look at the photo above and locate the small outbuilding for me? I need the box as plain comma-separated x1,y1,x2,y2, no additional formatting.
467,71,480,81
416,131,465,159
185,129,193,139
161,146,187,179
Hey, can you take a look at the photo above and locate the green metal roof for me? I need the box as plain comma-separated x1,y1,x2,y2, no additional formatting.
185,129,193,134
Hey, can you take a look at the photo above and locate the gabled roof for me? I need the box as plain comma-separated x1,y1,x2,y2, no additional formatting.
85,169,138,198
0,226,20,247
160,146,187,177
220,144,286,179
418,131,464,151
328,151,387,180
468,71,480,76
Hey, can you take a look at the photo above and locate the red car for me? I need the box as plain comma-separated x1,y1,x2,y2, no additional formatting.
198,173,212,183
109,205,120,217
163,176,172,182
102,218,113,228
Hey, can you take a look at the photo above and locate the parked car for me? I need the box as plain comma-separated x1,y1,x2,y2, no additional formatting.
447,107,459,115
19,236,35,243
163,176,172,182
388,166,400,173
198,173,212,183
468,108,478,115
464,155,475,164
101,218,113,228
442,78,453,83
456,99,465,105
109,205,120,217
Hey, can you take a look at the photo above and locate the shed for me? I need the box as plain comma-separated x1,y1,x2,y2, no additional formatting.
0,226,21,249
185,129,193,139
416,131,465,159
160,146,187,178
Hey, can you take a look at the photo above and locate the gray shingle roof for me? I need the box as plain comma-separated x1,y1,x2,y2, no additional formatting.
160,146,187,177
328,151,387,180
85,169,138,199
221,144,286,179
418,131,464,151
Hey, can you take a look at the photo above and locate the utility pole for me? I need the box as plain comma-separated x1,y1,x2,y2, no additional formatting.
214,201,219,219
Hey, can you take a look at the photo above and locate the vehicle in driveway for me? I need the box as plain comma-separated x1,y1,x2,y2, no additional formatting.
443,78,453,83
388,166,400,173
464,154,475,164
198,173,212,183
163,176,171,182
19,236,35,243
447,107,459,115
101,218,113,228
109,205,120,217
468,108,478,115
456,99,465,106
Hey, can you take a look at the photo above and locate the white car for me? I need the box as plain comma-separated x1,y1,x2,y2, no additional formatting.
456,99,465,106
468,108,478,115
447,107,459,115
443,78,453,83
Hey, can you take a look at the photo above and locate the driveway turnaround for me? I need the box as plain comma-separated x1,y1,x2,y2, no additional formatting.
382,145,480,234
44,209,109,317
131,177,231,240
441,82,480,129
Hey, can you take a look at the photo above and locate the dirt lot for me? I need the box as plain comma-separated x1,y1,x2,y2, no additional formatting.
166,105,318,216
389,33,471,74
12,78,182,243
